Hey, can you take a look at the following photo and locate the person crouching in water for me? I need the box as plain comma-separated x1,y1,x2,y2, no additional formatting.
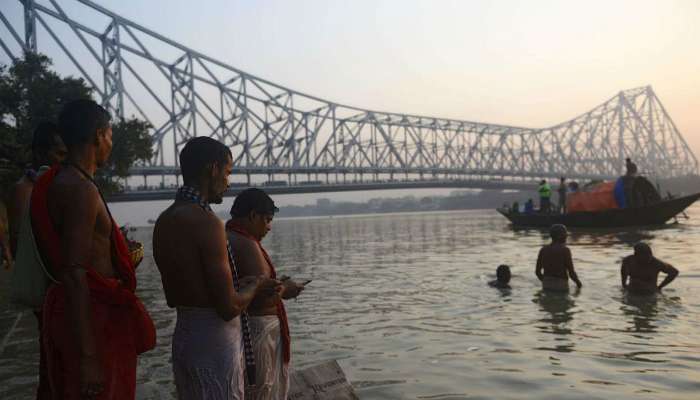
535,224,582,291
226,188,308,399
621,242,678,295
489,265,511,289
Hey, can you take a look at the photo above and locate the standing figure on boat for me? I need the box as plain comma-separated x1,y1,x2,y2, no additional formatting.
535,224,582,292
625,158,638,177
621,242,678,295
538,180,552,213
557,177,567,214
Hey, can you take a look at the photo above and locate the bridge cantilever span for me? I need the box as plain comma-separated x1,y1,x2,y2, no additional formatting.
1,0,697,195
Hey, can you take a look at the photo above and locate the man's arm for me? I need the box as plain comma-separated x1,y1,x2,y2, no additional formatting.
657,260,679,291
620,259,629,289
232,235,283,301
199,216,271,321
535,248,544,281
565,248,582,288
59,182,104,397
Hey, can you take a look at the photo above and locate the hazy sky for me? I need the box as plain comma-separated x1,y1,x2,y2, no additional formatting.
2,0,699,178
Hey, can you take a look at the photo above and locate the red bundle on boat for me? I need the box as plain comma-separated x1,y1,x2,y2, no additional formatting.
566,181,619,213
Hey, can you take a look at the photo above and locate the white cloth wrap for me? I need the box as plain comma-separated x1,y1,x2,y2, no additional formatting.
245,315,290,400
173,307,245,400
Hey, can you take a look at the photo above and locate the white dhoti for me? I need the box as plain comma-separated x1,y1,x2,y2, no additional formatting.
173,307,245,400
246,316,290,400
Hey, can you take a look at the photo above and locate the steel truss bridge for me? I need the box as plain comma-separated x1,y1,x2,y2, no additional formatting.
2,0,698,200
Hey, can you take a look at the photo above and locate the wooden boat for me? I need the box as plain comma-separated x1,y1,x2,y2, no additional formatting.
497,192,700,228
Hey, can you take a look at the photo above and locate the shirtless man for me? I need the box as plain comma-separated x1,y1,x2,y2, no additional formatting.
9,121,67,255
535,224,582,292
226,188,307,400
33,99,155,399
7,121,67,399
621,243,678,295
153,137,279,400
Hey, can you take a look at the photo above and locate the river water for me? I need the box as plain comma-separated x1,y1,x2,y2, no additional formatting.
1,206,700,399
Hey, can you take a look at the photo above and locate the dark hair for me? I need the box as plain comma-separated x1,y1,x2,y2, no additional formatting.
179,136,232,185
634,242,652,257
31,121,61,159
550,224,568,241
230,188,279,218
58,99,111,147
496,264,511,282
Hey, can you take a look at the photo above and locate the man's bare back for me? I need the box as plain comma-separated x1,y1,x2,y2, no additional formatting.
154,202,230,308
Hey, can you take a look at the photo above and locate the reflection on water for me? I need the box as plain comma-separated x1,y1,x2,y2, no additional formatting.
2,206,700,399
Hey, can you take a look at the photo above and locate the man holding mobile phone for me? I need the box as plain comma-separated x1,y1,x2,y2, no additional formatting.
226,188,307,400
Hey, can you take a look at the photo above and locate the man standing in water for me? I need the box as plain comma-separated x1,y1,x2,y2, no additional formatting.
226,188,307,400
621,243,678,295
32,99,155,399
535,224,582,291
153,137,280,400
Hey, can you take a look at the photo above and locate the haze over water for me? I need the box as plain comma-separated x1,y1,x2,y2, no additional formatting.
2,206,700,399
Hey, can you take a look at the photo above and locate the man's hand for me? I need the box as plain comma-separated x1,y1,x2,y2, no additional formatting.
80,355,105,399
281,279,306,300
239,276,281,298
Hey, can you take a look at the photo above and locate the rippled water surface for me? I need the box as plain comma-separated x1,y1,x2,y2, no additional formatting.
2,207,700,399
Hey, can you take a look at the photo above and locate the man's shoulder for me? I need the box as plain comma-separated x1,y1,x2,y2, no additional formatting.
228,230,258,251
157,203,221,229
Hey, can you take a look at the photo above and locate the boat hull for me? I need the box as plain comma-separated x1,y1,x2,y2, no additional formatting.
498,193,700,228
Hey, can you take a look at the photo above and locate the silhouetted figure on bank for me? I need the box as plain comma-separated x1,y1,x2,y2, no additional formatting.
489,265,512,289
7,121,67,399
621,243,678,295
535,224,582,292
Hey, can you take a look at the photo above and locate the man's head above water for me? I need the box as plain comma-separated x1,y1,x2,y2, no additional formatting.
179,137,232,204
549,224,568,243
633,242,653,263
496,264,511,284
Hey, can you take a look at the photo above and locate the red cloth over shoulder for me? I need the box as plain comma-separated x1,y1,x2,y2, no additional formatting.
30,164,155,353
226,220,291,364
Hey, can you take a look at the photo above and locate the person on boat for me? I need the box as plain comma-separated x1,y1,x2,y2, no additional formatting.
621,242,678,295
153,137,280,400
625,158,638,177
557,177,567,214
226,188,307,400
489,264,511,289
524,198,534,214
7,121,67,399
32,99,155,399
511,201,520,214
538,180,552,213
535,224,582,292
